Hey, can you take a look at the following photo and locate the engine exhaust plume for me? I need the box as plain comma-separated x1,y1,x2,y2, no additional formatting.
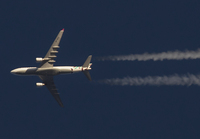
98,49,200,61
99,74,200,86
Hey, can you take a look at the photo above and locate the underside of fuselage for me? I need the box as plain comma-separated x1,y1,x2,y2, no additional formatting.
11,66,90,76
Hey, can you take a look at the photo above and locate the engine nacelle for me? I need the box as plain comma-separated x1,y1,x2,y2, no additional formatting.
36,57,50,63
36,82,45,87
36,57,43,62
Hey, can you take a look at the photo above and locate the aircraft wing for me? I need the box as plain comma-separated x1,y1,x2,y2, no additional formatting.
39,75,64,107
39,29,64,68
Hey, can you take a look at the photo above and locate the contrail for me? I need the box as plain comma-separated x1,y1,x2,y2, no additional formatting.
97,49,200,61
99,74,200,86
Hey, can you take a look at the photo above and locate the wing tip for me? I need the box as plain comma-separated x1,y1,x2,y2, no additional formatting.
59,103,64,107
61,28,64,31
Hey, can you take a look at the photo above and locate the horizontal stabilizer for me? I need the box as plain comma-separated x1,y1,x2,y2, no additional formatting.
83,71,92,81
83,55,92,67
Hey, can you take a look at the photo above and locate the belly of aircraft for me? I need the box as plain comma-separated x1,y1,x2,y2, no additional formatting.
36,68,59,75
36,67,73,76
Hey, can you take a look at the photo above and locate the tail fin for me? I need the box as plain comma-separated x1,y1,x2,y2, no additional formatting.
82,55,92,81
82,55,92,67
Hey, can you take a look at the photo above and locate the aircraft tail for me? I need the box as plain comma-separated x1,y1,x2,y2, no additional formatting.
83,71,92,81
82,55,92,81
82,55,92,67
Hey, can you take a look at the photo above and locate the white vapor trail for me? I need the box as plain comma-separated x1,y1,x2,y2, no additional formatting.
99,74,200,86
98,49,200,61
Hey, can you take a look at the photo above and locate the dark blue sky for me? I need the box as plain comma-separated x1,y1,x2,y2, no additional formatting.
1,1,200,138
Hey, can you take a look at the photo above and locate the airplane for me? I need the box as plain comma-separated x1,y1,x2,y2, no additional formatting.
10,29,92,107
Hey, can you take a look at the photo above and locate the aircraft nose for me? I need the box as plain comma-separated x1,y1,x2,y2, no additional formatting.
10,69,16,74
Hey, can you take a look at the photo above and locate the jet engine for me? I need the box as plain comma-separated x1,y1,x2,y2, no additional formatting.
36,57,43,62
36,82,45,87
36,57,50,63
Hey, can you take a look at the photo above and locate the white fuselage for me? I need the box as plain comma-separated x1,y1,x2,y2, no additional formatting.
10,66,91,76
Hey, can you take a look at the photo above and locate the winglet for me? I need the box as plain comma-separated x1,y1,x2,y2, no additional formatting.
61,28,64,31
